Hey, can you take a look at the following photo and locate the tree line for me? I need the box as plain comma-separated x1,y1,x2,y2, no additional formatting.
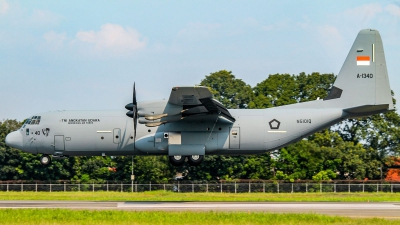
1,70,399,182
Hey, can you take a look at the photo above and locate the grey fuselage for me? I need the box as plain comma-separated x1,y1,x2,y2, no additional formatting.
6,29,394,159
14,99,348,157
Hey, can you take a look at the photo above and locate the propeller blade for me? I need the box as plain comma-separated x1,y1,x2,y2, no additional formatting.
133,105,137,140
126,111,134,118
133,83,137,105
133,83,137,150
125,103,134,111
126,83,138,150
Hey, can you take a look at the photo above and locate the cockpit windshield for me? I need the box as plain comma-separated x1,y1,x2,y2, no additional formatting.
24,116,41,126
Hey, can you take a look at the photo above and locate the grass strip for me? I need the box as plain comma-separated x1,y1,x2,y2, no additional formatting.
0,209,398,225
1,191,400,202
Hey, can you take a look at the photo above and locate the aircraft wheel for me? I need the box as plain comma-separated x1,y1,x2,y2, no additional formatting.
169,155,185,166
187,155,204,166
40,155,52,165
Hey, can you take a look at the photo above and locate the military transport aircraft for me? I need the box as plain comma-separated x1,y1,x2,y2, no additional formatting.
5,29,394,167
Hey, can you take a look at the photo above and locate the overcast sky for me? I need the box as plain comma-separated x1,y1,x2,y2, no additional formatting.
1,1,399,120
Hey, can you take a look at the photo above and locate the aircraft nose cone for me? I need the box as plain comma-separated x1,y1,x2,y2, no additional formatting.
5,131,23,149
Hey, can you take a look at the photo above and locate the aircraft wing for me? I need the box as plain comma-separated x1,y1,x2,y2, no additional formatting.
168,86,236,123
137,86,236,127
168,86,212,105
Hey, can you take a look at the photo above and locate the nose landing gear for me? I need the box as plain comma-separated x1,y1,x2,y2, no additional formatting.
40,154,51,165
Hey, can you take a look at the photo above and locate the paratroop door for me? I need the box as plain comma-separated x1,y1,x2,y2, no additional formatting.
54,135,65,151
229,127,240,149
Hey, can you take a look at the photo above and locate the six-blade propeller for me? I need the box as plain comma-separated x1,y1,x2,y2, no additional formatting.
125,83,138,149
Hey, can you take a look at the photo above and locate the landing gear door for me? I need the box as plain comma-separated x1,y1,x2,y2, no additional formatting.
229,127,240,149
54,135,65,151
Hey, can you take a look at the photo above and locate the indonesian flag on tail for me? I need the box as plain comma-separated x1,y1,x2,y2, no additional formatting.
357,56,370,66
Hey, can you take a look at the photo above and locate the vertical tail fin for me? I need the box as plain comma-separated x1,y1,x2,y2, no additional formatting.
325,29,393,112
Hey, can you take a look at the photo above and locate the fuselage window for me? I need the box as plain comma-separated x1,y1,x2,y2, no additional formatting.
22,119,30,129
26,128,29,136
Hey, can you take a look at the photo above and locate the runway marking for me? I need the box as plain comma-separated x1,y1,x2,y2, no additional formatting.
117,202,400,210
0,201,399,219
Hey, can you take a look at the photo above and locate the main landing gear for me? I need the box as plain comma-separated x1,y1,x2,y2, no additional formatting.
169,155,185,166
187,155,204,166
168,155,204,166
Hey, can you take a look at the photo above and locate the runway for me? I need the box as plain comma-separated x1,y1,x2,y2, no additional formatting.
0,201,399,219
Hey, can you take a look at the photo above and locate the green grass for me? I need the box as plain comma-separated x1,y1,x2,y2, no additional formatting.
0,209,399,225
1,191,400,202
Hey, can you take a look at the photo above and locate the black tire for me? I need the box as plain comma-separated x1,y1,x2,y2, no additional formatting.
187,155,204,166
169,155,185,166
40,155,51,165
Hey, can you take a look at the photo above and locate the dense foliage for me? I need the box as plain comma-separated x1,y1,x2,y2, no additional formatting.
1,70,399,182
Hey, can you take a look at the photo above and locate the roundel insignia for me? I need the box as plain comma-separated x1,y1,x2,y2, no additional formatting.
269,119,280,129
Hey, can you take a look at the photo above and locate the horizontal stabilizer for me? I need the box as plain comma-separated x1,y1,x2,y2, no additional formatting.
344,104,389,117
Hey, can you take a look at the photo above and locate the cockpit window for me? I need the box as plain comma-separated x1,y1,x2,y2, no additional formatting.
24,116,41,125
